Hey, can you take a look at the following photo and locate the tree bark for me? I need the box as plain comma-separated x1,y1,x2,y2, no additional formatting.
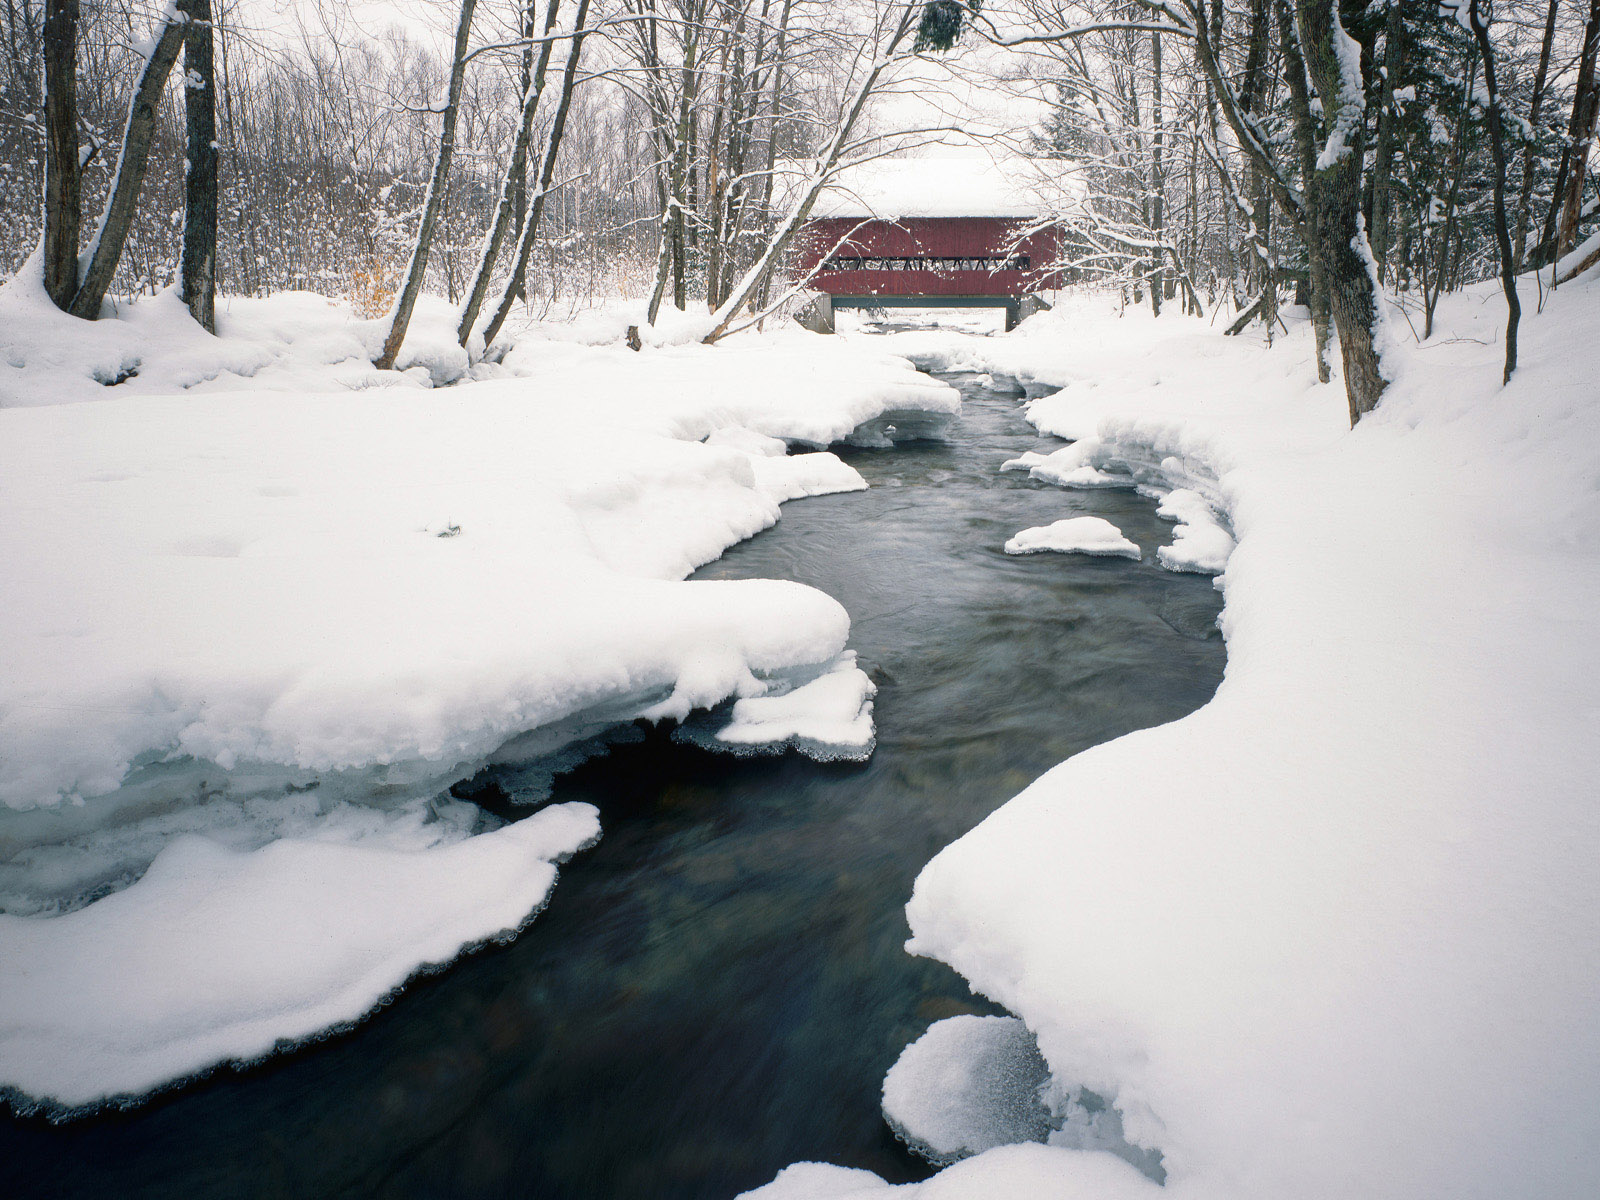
69,7,187,320
1296,0,1388,422
41,0,79,311
374,0,478,370
181,0,218,332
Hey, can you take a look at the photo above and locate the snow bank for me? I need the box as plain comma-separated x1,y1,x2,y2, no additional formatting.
0,803,599,1113
746,282,1600,1198
1003,517,1140,559
743,1146,1160,1200
0,278,957,1110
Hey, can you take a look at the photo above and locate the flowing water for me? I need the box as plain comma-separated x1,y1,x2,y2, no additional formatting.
0,362,1226,1200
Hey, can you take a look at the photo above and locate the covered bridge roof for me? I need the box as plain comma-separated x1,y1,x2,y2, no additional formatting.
806,152,1074,221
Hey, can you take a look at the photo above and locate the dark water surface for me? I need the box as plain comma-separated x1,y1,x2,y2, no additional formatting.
1,366,1226,1200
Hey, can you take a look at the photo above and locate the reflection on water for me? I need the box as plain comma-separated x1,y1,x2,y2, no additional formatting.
0,370,1225,1200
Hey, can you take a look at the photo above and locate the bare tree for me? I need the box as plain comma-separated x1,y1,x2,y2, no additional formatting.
69,4,188,320
182,0,218,331
456,0,563,346
479,0,594,348
41,0,78,310
374,0,478,370
1465,0,1518,383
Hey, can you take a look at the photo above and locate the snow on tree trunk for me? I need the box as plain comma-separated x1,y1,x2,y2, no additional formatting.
69,4,187,321
373,0,478,371
181,0,218,333
41,0,80,312
1295,0,1389,423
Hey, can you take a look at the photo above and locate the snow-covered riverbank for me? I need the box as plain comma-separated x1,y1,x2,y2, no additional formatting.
745,279,1600,1200
0,283,956,1112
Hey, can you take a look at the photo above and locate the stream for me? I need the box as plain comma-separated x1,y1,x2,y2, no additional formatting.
0,358,1226,1199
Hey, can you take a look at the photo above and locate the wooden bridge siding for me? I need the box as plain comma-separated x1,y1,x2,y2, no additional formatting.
794,217,1064,298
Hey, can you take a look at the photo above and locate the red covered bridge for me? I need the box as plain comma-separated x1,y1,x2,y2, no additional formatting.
783,156,1072,332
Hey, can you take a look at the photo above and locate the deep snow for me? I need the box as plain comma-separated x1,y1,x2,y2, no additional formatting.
0,278,957,1112
742,277,1600,1199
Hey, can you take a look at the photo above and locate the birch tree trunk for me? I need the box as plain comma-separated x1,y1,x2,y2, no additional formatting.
68,5,187,320
373,0,477,371
456,0,561,347
181,0,218,333
479,0,592,349
41,0,79,311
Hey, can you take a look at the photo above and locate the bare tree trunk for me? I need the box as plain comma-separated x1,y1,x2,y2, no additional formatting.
373,0,478,371
1276,0,1330,380
1149,28,1163,317
752,0,794,314
69,7,187,320
456,0,562,347
181,0,218,332
1467,0,1518,383
479,0,592,349
1240,0,1275,332
1513,0,1560,271
1554,0,1600,262
41,0,79,311
1297,0,1388,422
1425,59,1476,339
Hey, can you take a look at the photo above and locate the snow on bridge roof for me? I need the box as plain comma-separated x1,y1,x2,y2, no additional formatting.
806,152,1075,221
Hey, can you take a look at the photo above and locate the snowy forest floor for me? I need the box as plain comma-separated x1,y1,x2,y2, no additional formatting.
2,268,1597,1200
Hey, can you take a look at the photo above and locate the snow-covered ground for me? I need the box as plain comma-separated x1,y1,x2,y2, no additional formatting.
744,280,1600,1199
0,278,956,1112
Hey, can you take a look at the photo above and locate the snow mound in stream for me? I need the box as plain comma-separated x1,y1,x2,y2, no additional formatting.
882,1016,1053,1166
1004,517,1140,559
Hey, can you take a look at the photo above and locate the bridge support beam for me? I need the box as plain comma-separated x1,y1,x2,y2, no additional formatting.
794,294,835,334
1007,293,1052,331
806,293,1053,333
